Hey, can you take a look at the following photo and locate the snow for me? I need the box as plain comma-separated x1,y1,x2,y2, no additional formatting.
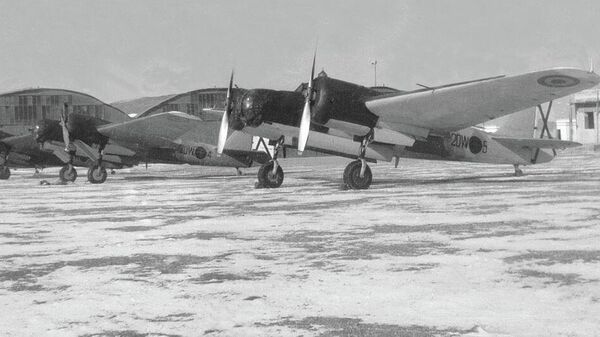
1,152,600,336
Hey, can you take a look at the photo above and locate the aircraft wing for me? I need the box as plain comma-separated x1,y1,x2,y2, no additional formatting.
98,111,211,149
97,111,259,164
1,134,39,152
493,137,581,150
366,68,600,135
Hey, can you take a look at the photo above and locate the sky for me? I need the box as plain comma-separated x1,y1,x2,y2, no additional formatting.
1,0,599,109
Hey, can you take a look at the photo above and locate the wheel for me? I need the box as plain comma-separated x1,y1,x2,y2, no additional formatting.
257,161,284,188
514,169,524,177
87,165,107,184
343,160,372,190
0,166,10,180
59,165,77,182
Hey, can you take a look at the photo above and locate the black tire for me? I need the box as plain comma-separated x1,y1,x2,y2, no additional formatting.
87,165,107,184
257,161,284,188
343,160,372,190
59,165,77,182
0,166,10,180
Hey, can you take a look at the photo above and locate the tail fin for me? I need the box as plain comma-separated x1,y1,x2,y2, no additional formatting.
479,107,536,138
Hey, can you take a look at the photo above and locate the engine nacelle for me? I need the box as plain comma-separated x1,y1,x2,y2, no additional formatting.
231,89,304,130
67,114,108,146
33,114,108,147
34,119,62,144
230,75,381,131
311,76,380,128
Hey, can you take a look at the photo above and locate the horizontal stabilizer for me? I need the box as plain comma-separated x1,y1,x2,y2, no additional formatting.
493,137,581,150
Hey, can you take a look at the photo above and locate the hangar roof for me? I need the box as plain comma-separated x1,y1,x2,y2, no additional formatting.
0,87,129,119
111,94,178,118
133,88,232,118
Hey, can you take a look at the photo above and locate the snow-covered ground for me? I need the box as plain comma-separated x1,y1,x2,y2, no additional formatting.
1,152,600,337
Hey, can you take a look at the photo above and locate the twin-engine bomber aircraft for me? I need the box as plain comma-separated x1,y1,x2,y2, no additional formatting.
215,64,600,189
1,105,269,183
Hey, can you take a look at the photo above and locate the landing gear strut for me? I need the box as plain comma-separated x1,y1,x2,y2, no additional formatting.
59,143,77,182
87,143,108,184
256,136,284,188
343,130,374,190
0,146,9,180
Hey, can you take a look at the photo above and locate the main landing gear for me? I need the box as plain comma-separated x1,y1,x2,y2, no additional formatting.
59,164,77,182
343,130,374,190
0,166,10,180
256,136,284,188
0,146,9,180
59,143,78,182
87,143,107,184
87,165,107,184
513,164,524,177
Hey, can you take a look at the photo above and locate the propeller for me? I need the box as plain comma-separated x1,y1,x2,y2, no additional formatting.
60,103,71,152
298,51,317,155
217,70,235,156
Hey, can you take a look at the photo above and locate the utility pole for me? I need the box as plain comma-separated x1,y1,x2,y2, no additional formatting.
568,98,573,141
594,89,600,145
371,60,377,86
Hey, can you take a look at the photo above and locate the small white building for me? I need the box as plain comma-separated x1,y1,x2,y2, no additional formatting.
571,89,600,145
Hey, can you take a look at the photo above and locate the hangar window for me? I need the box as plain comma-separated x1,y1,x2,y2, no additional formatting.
186,103,197,115
585,111,595,129
94,105,103,119
162,104,179,112
41,105,49,119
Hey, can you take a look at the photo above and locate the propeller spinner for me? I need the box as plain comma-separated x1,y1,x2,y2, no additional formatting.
217,70,235,156
298,51,317,155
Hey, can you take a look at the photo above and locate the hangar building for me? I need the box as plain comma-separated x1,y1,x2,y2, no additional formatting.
569,89,600,145
0,88,129,136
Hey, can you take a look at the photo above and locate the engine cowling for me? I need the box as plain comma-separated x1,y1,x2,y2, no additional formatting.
34,119,62,144
66,114,108,146
231,89,304,130
229,76,381,132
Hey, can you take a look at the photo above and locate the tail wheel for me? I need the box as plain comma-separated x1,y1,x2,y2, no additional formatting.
258,161,284,188
343,160,372,190
87,165,107,184
59,165,77,182
0,166,10,180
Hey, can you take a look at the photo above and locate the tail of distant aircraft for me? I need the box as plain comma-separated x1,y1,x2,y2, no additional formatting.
480,107,536,138
479,106,581,165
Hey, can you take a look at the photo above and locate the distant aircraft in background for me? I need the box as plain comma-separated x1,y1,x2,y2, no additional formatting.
1,104,270,183
0,88,132,181
215,62,599,189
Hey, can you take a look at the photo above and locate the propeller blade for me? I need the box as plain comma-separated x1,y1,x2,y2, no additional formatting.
298,51,316,155
217,70,235,156
60,104,70,150
298,100,311,154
